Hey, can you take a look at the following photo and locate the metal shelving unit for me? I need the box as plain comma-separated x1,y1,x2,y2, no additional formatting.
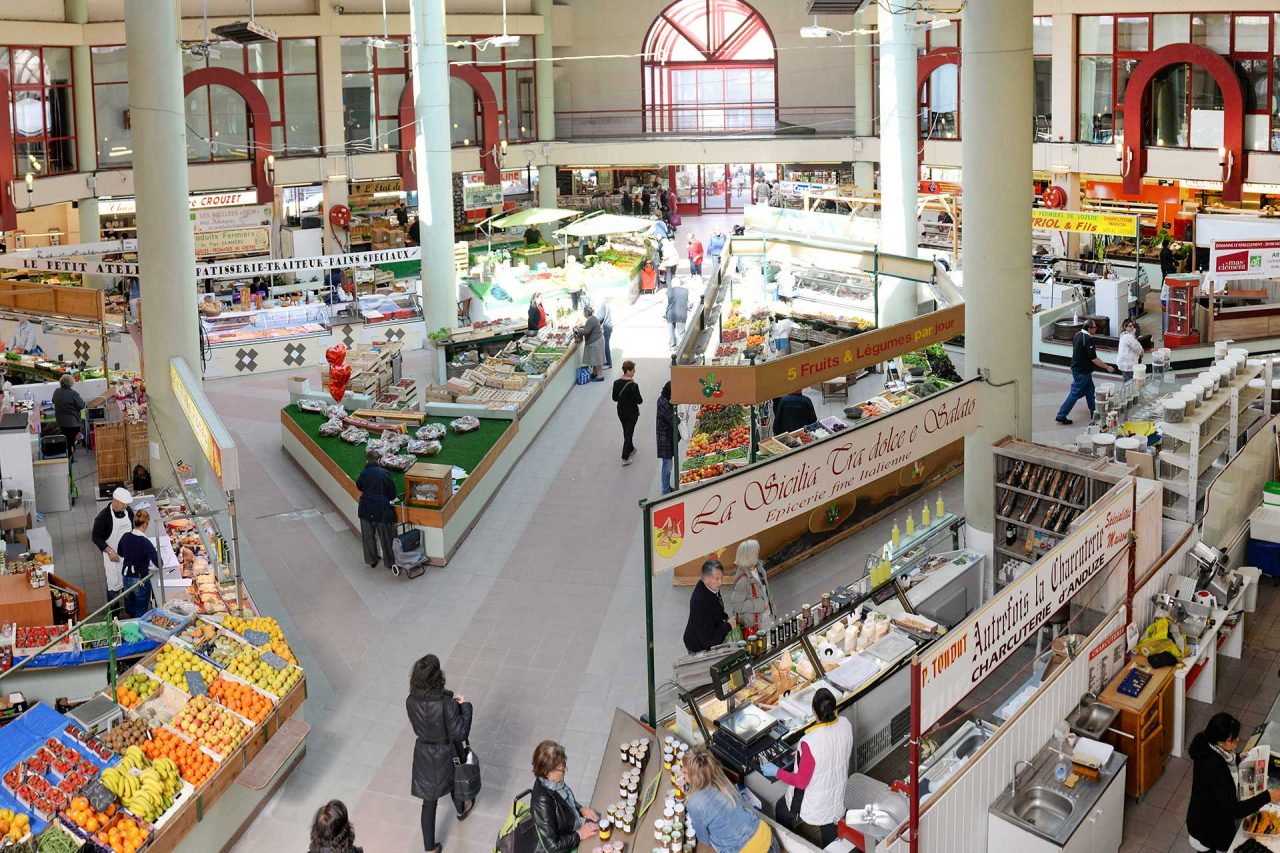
992,437,1135,588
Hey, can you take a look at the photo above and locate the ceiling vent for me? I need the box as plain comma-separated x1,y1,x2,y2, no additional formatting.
807,0,869,13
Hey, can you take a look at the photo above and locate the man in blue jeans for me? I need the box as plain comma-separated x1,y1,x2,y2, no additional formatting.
1056,318,1120,425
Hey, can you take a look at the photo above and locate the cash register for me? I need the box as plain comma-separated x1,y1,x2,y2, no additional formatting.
700,651,795,777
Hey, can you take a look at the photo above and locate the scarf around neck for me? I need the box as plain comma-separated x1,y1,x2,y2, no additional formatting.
540,777,584,828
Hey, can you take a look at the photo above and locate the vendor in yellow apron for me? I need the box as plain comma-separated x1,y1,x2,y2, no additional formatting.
92,487,135,614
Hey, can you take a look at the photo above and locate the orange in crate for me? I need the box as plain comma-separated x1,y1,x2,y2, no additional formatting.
208,676,273,723
142,727,217,787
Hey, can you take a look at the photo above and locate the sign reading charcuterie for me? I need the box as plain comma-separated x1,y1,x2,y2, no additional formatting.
646,380,979,574
916,479,1135,732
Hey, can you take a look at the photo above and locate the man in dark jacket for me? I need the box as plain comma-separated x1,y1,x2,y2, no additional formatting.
684,559,734,653
641,185,652,216
51,374,85,456
1054,318,1119,425
394,201,409,230
772,390,818,435
356,448,398,569
1187,712,1280,851
666,281,690,349
1159,237,1176,281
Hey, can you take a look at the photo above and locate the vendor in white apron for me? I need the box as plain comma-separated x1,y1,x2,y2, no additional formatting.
91,487,135,614
760,687,852,847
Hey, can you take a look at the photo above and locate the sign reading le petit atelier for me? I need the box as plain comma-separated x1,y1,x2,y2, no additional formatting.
917,479,1135,731
647,380,979,573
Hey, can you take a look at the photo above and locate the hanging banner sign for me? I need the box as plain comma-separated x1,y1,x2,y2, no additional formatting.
917,479,1135,732
463,184,504,211
0,246,420,279
1031,209,1137,237
194,227,272,258
14,240,136,258
193,203,272,233
1210,239,1280,281
645,380,979,574
670,305,964,405
170,356,240,491
98,190,259,216
919,180,962,195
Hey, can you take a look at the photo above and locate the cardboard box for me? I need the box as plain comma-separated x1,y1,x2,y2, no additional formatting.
0,508,29,532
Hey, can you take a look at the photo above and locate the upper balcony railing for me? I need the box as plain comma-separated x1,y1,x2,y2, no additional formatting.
553,105,860,142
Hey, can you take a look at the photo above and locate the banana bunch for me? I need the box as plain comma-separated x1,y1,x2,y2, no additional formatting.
124,761,181,823
100,765,140,800
117,745,149,772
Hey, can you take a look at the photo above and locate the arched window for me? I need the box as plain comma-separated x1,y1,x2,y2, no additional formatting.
642,0,777,133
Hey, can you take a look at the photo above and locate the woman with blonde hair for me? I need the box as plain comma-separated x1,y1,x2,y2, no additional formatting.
684,746,776,853
727,539,773,638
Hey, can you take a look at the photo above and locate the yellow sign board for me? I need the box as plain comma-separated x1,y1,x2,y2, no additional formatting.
1031,209,1137,237
170,357,240,491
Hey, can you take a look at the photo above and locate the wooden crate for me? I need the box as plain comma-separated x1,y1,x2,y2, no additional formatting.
276,675,307,722
125,422,149,468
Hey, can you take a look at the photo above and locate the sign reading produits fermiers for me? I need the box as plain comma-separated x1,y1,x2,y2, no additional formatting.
1031,209,1138,237
916,479,1135,732
1210,238,1280,281
170,357,240,491
670,305,964,406
647,380,979,574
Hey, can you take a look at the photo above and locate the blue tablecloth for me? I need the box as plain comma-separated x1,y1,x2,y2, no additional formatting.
15,638,159,670
0,702,119,835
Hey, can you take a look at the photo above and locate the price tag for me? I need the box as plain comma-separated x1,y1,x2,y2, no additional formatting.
184,670,208,696
243,630,271,647
260,652,289,670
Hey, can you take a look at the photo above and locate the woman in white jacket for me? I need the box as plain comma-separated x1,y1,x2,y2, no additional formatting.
726,539,774,638
1116,318,1144,381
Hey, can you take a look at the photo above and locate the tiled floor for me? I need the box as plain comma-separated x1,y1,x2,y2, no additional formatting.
32,214,1273,852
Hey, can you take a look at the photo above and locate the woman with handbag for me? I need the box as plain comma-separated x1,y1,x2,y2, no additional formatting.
531,740,598,853
727,539,773,638
407,655,474,853
611,360,644,466
656,381,677,494
575,305,606,382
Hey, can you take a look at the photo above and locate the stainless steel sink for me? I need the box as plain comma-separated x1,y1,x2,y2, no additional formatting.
953,731,987,760
1068,701,1119,739
1010,787,1074,831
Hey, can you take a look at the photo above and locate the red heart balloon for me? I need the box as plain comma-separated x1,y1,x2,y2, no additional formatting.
328,363,353,403
329,379,348,404
325,344,347,367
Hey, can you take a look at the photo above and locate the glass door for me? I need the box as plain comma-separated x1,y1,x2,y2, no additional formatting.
702,164,728,212
728,164,753,209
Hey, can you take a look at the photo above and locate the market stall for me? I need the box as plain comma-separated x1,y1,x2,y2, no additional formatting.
282,323,584,565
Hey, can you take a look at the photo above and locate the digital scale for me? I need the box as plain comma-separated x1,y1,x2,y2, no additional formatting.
702,651,795,776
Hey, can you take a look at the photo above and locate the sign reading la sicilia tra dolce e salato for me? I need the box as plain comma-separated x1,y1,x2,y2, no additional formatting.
646,380,979,574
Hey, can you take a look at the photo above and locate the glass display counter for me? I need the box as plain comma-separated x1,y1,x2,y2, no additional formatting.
202,303,331,347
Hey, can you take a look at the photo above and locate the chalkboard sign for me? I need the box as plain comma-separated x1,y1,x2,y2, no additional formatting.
184,670,208,696
244,630,271,647
260,652,289,671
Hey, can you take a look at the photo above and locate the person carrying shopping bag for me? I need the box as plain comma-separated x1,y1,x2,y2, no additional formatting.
408,654,475,853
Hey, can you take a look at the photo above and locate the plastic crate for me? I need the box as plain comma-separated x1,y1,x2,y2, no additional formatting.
137,609,192,643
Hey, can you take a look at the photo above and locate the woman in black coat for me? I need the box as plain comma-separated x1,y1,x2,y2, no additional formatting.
531,740,598,853
656,381,676,495
1187,712,1280,851
407,655,474,853
308,800,362,853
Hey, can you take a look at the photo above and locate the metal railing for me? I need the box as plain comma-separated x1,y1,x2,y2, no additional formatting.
553,105,860,142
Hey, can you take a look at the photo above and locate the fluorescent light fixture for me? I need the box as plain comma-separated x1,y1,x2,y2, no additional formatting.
327,174,349,182
373,191,402,198
800,25,830,38
921,19,952,31
366,37,399,49
487,34,520,48
108,148,132,158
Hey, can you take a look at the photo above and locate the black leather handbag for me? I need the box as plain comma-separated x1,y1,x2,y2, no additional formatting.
453,739,481,802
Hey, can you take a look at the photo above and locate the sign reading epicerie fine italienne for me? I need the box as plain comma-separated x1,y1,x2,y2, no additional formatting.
646,380,979,574
916,479,1135,732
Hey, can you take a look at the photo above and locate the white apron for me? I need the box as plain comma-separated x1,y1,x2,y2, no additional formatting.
796,717,853,827
102,509,131,592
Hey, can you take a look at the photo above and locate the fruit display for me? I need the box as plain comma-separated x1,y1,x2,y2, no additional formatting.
15,625,73,653
225,648,302,697
221,615,297,664
191,632,247,669
170,696,249,757
90,813,152,853
208,676,273,724
0,807,31,843
101,753,182,824
139,729,216,788
114,672,160,709
149,643,216,691
177,620,216,646
64,796,119,836
98,719,152,754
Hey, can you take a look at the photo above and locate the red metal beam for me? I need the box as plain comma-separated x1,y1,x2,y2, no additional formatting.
0,71,14,232
183,67,273,204
1122,43,1247,201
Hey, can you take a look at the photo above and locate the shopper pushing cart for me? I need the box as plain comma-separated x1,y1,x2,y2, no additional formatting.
357,447,398,570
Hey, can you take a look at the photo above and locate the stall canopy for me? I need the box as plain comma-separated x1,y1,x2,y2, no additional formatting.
555,214,654,238
490,207,582,229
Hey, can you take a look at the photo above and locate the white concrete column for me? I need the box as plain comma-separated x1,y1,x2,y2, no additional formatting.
877,4,918,325
125,0,203,478
533,0,557,208
410,0,460,376
852,27,874,192
317,35,347,159
1050,13,1076,143
962,0,1034,543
